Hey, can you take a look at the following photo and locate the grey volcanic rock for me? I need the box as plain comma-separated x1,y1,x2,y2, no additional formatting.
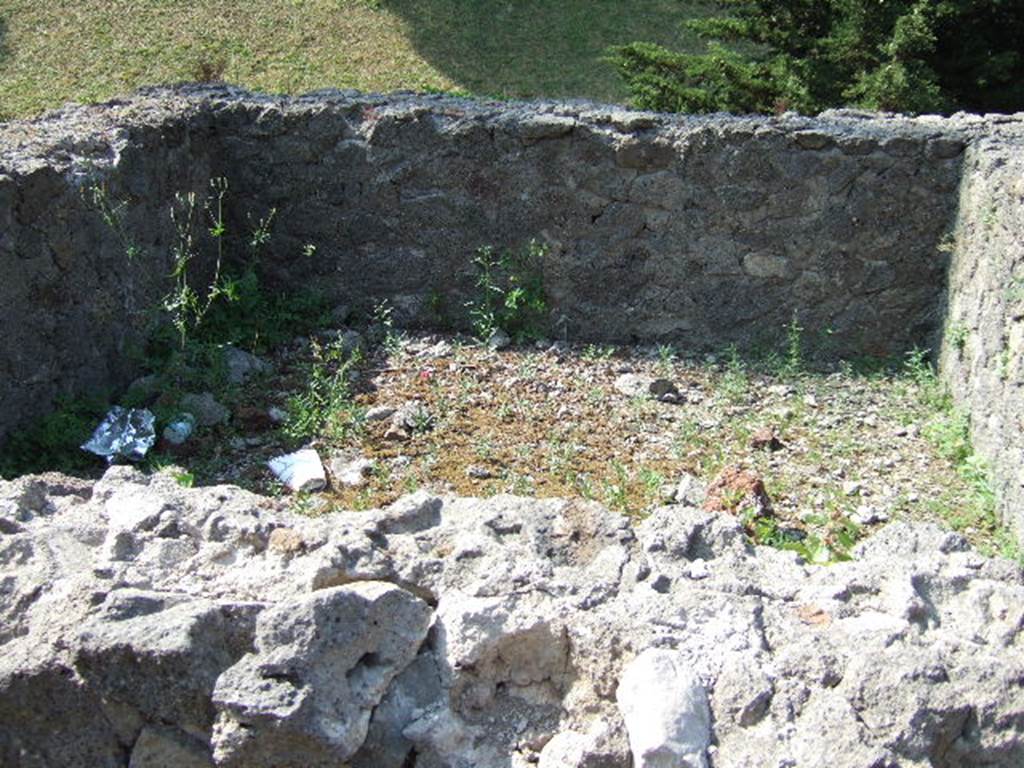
211,583,432,767
2,469,1024,766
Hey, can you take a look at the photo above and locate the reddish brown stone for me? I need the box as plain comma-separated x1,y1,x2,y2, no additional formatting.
703,465,773,518
750,427,784,452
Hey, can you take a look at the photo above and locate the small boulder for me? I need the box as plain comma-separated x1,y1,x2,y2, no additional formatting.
750,427,784,452
703,465,772,518
180,393,230,427
614,374,680,402
488,329,512,350
675,473,708,507
331,457,375,488
365,405,397,422
223,346,271,385
617,648,711,768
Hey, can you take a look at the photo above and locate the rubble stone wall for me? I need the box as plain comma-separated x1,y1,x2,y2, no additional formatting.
1,85,1023,534
939,136,1024,535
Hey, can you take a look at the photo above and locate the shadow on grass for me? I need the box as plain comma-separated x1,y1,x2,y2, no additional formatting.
383,0,707,102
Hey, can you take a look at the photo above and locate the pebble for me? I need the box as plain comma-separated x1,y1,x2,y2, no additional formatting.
851,506,890,526
488,329,511,350
365,405,397,422
331,457,375,488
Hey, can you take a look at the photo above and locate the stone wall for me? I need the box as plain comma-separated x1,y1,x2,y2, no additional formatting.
1,85,1022,534
939,134,1024,534
0,100,220,444
215,94,963,356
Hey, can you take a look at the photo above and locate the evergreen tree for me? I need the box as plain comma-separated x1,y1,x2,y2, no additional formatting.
610,0,1024,114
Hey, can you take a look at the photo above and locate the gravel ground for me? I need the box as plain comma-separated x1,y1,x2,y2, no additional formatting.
165,326,1009,561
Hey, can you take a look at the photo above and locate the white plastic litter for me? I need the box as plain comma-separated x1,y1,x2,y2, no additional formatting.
81,407,157,463
268,448,327,493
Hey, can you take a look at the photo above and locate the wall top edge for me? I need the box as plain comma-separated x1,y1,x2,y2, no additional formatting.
3,83,1024,177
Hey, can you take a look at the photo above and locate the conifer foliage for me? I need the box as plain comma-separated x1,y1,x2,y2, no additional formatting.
611,1,1024,115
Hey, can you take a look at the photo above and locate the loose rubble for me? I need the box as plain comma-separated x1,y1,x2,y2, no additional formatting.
2,469,1023,767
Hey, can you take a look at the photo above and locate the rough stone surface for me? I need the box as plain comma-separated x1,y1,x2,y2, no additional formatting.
939,135,1024,537
211,582,432,767
3,469,1024,766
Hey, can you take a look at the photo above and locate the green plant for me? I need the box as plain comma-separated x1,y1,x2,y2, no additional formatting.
780,312,804,378
745,508,859,563
172,470,196,488
719,344,750,403
286,338,364,442
582,344,616,361
83,184,142,261
611,0,1024,115
656,344,677,375
163,179,238,349
0,395,111,478
371,298,404,355
998,346,1012,381
948,322,970,352
467,239,549,342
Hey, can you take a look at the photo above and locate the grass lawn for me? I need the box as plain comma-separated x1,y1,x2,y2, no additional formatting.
0,0,707,120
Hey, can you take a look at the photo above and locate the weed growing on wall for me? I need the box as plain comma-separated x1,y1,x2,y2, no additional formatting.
467,239,549,342
902,347,1019,560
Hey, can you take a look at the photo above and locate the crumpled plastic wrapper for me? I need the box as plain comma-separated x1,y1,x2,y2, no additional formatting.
81,406,157,463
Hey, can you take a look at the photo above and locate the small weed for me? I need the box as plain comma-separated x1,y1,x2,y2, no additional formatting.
1008,277,1024,304
780,312,804,378
639,467,666,492
655,344,677,375
467,240,549,342
719,345,749,404
998,346,1012,381
948,323,970,353
83,184,142,261
371,298,404,355
0,395,110,478
172,470,196,488
582,344,616,361
286,338,363,443
163,179,238,349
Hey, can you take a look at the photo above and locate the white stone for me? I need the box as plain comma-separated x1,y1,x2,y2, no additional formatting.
616,648,711,768
331,457,375,488
687,559,710,580
267,448,327,493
